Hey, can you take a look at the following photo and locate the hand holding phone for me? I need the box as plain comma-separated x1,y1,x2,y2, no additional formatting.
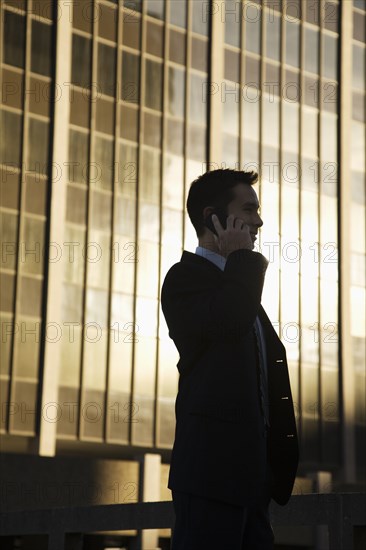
204,210,253,257
204,208,228,237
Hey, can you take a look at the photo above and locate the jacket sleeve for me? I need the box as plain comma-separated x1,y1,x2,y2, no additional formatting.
161,248,269,347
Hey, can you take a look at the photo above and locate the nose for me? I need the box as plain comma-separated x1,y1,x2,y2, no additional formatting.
256,213,263,228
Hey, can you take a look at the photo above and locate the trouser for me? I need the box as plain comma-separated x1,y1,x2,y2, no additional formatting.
171,427,274,550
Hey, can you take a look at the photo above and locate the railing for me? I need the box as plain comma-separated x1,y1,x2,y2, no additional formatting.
0,493,365,550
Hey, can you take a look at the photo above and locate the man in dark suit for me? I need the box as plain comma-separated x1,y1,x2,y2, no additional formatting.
161,169,299,549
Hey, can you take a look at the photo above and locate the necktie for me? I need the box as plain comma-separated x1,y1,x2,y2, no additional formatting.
253,318,271,429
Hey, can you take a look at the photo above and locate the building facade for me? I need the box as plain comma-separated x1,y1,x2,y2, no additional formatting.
0,0,365,547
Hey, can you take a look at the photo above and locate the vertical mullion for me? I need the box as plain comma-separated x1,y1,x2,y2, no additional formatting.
130,0,146,446
155,0,170,447
8,3,32,433
105,0,121,443
78,0,97,440
318,0,324,458
239,0,244,169
298,0,305,447
183,0,192,251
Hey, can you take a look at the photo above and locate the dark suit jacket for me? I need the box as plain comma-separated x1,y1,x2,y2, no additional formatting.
160,248,299,507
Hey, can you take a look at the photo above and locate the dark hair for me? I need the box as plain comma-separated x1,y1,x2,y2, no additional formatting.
186,168,258,237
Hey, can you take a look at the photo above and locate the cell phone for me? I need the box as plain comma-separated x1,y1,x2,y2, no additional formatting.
204,208,228,237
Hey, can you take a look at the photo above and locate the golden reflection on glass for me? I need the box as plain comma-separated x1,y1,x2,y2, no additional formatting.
133,335,157,395
350,202,365,255
135,296,158,338
351,286,366,337
136,240,159,298
281,185,299,239
83,330,108,389
111,236,136,294
163,154,184,208
158,337,179,397
162,207,183,248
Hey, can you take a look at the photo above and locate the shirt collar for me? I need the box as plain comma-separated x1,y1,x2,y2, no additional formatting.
195,246,227,272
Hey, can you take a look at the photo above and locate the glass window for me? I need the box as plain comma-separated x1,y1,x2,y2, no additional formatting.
354,0,366,9
244,4,261,54
351,171,366,204
353,44,366,90
222,82,239,136
70,89,90,128
224,0,241,47
21,217,45,275
351,253,366,287
144,59,163,110
118,141,138,196
243,99,259,142
192,0,209,35
143,112,162,148
92,136,114,190
224,49,240,83
304,76,319,108
0,211,18,270
123,12,141,49
124,0,142,11
191,37,208,73
265,62,280,94
186,124,206,162
323,34,338,81
122,50,140,103
140,147,161,203
352,91,365,122
301,157,319,192
115,196,136,239
3,11,26,68
168,66,185,118
98,3,117,41
222,134,239,167
169,29,186,65
163,154,184,208
0,109,22,167
321,112,337,162
1,167,20,210
262,95,279,147
96,97,114,135
302,107,318,158
68,130,89,184
90,191,112,231
265,11,280,61
167,118,184,155
19,276,42,317
189,73,207,125
305,0,320,25
66,184,87,225
353,10,366,42
169,0,187,28
305,27,319,74
285,20,300,68
97,43,117,96
25,174,47,216
85,288,109,328
147,0,165,19
27,118,49,175
324,2,339,33
119,104,139,142
351,120,365,170
31,21,52,76
244,55,260,88
138,202,160,243
71,34,91,88
146,21,164,57
282,103,299,153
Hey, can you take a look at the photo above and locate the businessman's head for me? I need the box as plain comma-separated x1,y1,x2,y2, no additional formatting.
186,169,263,253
